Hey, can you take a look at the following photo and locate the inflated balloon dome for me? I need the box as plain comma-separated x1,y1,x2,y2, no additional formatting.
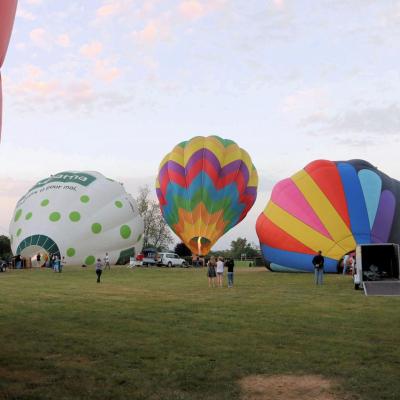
256,160,400,272
9,171,144,266
156,135,258,255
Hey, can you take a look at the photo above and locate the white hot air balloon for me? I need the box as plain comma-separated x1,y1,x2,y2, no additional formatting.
9,171,144,267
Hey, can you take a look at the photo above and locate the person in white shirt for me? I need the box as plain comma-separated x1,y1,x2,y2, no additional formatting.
104,253,110,270
216,257,224,287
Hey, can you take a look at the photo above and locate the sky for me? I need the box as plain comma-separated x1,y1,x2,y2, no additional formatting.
1,0,400,249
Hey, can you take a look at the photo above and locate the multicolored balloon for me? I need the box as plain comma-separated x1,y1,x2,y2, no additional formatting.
0,0,18,137
256,159,400,272
156,135,258,255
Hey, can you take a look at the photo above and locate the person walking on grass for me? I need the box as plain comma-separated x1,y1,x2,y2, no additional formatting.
96,258,103,283
207,256,217,287
312,250,325,285
225,258,235,288
216,256,224,287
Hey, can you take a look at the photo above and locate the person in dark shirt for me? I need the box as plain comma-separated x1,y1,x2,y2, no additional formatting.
312,250,325,285
225,258,235,288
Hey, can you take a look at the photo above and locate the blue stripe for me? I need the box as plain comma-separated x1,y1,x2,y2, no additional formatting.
261,244,338,273
337,163,371,244
162,172,245,229
358,169,382,229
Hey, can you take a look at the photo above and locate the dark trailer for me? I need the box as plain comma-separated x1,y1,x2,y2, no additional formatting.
354,243,400,296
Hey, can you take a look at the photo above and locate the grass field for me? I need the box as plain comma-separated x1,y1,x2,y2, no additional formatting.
1,266,400,400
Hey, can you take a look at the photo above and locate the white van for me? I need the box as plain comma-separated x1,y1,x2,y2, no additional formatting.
158,253,187,267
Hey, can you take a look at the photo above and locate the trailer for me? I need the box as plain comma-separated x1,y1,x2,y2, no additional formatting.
353,243,400,296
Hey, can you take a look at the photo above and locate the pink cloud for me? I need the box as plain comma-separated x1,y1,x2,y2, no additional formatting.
56,34,71,48
80,41,103,58
179,0,205,20
94,59,121,83
29,28,51,49
133,19,171,45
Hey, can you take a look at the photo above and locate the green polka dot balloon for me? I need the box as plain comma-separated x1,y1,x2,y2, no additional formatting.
9,171,144,267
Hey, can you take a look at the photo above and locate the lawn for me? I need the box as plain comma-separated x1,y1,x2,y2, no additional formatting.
1,266,400,400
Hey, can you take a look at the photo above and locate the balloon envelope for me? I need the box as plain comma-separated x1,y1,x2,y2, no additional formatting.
9,171,144,266
156,135,258,255
256,159,400,272
0,0,18,137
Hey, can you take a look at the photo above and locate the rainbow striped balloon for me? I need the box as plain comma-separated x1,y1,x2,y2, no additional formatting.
156,136,258,255
256,159,400,272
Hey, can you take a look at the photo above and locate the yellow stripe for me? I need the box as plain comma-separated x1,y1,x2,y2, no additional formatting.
265,201,337,255
292,170,356,250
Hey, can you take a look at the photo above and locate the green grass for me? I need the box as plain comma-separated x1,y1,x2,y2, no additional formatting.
1,266,400,400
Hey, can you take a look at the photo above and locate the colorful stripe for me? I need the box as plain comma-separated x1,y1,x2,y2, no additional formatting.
257,159,399,273
157,136,258,255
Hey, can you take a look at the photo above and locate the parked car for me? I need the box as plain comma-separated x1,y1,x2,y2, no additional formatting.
158,252,187,267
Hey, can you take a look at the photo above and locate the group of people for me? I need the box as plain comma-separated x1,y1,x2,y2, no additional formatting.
206,256,235,288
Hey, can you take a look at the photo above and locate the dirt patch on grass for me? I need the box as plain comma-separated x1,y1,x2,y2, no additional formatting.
240,375,349,400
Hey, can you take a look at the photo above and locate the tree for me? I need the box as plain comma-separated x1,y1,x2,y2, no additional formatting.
0,235,11,260
135,185,174,250
229,237,259,260
174,242,192,257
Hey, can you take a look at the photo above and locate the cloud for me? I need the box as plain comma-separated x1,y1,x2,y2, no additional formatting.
56,34,71,48
306,104,400,136
133,20,171,45
178,1,206,20
29,28,51,49
303,104,400,147
95,0,133,19
5,64,132,114
94,59,121,82
283,88,330,114
16,8,36,21
80,41,103,58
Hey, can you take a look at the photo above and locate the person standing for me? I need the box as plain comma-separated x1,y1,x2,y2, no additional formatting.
207,256,217,287
225,258,235,288
312,250,325,285
53,256,60,273
342,254,349,275
216,257,224,287
96,258,103,283
36,253,41,267
104,253,110,270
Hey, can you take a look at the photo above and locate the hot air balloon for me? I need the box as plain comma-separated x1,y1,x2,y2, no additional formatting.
256,159,400,272
156,135,258,255
9,171,144,266
0,0,18,137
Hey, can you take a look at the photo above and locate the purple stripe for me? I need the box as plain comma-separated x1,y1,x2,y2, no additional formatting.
185,149,221,175
158,161,185,182
371,190,396,243
243,187,258,197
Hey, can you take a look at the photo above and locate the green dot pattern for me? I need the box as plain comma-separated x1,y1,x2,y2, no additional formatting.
41,199,49,207
115,201,123,208
25,212,33,220
91,223,102,234
69,211,81,222
120,225,131,239
16,229,22,237
85,255,95,265
14,209,22,222
67,248,76,257
80,195,90,203
49,212,61,222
